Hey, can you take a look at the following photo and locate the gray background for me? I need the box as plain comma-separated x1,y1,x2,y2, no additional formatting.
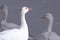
0,0,60,39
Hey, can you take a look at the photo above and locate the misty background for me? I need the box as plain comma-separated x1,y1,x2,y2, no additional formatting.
0,0,60,39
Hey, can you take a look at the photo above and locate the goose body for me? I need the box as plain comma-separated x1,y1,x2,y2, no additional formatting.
0,28,28,40
0,6,32,40
37,13,60,40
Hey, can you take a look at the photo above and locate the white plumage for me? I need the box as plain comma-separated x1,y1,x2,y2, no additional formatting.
0,6,32,40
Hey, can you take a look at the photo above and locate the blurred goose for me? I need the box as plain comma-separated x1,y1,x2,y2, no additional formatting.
0,5,19,30
37,13,60,40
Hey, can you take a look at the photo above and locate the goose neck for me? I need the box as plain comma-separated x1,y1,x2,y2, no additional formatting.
3,10,8,21
48,19,53,32
20,12,27,27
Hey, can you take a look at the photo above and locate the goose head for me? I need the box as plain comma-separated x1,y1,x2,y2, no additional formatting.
0,5,8,13
21,7,32,14
40,13,53,21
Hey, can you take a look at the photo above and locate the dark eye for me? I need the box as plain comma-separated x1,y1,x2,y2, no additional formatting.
25,8,27,9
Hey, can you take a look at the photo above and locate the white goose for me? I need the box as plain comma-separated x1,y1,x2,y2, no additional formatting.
37,13,60,40
0,6,32,40
0,5,33,39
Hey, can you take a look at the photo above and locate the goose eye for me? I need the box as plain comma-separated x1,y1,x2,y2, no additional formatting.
25,8,27,9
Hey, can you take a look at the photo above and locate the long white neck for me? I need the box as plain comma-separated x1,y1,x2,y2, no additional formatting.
20,11,29,39
48,19,53,32
20,11,28,28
